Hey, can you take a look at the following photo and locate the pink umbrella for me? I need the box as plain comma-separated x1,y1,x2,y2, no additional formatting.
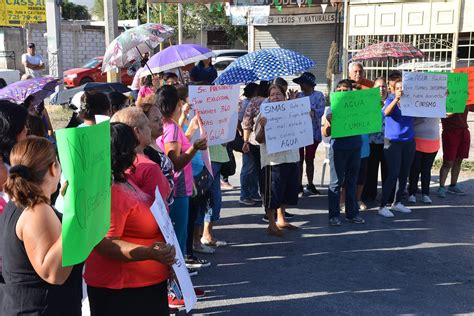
351,42,424,62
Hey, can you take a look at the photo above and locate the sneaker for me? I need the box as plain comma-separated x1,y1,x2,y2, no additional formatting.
220,180,234,190
284,211,295,219
168,293,185,308
358,201,368,210
251,196,262,202
194,244,215,254
329,217,342,226
345,216,365,224
239,198,256,206
305,184,321,195
438,186,447,198
194,287,206,298
447,185,466,196
421,194,432,204
186,256,211,269
378,207,394,218
188,268,198,277
262,215,269,223
408,195,416,204
298,185,304,197
391,202,412,214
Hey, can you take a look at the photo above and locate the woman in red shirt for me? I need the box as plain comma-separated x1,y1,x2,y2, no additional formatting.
84,123,176,316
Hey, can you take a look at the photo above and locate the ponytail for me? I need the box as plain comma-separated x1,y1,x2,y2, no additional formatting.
3,137,57,208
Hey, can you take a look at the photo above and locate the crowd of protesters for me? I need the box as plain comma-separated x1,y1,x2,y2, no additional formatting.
0,54,472,315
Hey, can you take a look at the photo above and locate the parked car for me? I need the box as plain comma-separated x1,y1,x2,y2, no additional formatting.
63,57,133,88
212,49,247,63
213,57,238,77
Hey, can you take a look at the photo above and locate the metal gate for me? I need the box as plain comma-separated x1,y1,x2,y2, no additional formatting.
347,33,455,80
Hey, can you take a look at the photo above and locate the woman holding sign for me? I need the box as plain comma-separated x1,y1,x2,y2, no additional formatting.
156,85,208,256
378,78,415,217
85,123,176,316
254,84,300,236
1,137,83,315
321,80,365,226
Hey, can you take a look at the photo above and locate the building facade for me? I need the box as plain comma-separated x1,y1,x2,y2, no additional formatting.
345,0,474,79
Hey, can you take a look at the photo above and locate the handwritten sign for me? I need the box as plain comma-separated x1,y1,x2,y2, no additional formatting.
454,67,474,105
261,97,313,154
400,72,447,118
429,72,468,113
150,188,197,313
189,85,240,146
330,88,382,138
0,1,46,26
56,119,111,266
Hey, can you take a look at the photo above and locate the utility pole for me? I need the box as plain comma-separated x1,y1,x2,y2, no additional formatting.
46,0,63,90
104,0,120,82
178,3,183,44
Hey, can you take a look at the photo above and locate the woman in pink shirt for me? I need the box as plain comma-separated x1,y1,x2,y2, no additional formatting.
156,85,207,255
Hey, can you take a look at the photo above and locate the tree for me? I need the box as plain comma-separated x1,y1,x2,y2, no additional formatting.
62,0,91,20
91,1,247,47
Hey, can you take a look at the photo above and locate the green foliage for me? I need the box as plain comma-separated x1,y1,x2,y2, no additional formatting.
62,0,91,20
92,1,247,46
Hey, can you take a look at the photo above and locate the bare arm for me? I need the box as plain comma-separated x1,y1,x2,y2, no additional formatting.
321,113,331,137
165,139,207,171
20,203,72,285
94,238,175,265
255,117,267,144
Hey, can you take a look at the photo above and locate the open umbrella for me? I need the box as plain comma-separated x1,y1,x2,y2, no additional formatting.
0,76,61,106
139,44,216,77
50,82,131,105
213,48,315,85
102,23,174,73
351,42,424,62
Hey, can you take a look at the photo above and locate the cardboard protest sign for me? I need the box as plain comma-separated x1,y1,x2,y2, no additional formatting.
260,97,313,154
429,72,468,113
189,85,240,146
56,119,111,266
329,88,382,138
400,72,447,118
150,188,197,313
454,67,474,105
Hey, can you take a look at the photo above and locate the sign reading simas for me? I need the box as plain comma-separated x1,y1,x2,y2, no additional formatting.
0,0,46,27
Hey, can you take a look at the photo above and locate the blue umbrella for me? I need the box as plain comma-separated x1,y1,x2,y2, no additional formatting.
213,48,315,85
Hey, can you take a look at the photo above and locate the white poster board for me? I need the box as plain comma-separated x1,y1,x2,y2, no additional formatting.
189,85,240,146
261,97,313,154
400,72,448,118
149,188,197,313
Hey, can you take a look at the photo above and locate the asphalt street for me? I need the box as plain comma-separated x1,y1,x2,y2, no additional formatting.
186,152,474,315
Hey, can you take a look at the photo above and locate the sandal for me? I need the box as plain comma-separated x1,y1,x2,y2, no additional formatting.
200,237,228,247
277,223,299,231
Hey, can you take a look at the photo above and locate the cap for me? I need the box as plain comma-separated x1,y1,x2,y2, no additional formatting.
293,72,316,87
28,43,35,48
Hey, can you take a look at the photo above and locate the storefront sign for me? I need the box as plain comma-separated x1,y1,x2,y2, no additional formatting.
0,0,46,27
254,13,336,25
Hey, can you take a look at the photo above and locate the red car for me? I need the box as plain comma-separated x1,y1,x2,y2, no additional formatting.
63,56,133,88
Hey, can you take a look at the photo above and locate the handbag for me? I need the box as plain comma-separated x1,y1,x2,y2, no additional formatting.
193,167,213,199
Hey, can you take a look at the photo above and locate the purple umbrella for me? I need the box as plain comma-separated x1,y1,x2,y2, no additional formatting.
139,44,216,78
0,76,61,106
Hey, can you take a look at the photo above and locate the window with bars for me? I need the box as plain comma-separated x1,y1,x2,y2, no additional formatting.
347,33,455,80
458,32,474,68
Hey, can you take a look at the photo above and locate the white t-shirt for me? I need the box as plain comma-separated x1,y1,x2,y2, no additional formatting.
22,53,44,78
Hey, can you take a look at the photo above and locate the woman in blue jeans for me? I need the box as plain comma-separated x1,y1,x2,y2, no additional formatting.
378,78,416,217
322,80,365,226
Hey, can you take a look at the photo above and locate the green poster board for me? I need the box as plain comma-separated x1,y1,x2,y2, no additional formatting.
330,88,382,138
56,120,111,266
429,71,468,113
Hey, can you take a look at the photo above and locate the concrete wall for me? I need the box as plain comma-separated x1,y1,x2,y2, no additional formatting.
0,21,106,74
